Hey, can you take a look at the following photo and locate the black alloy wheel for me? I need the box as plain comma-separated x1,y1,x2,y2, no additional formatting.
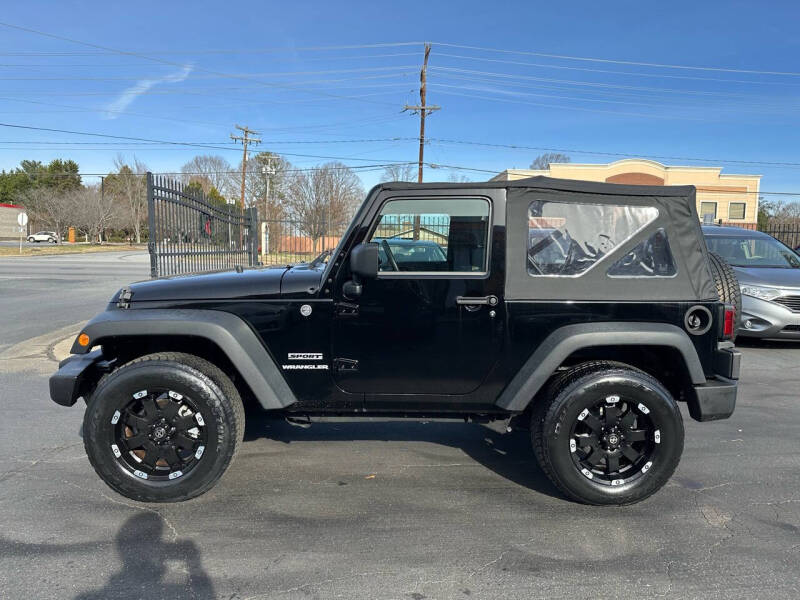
569,395,658,487
111,388,209,482
532,361,684,505
83,352,244,502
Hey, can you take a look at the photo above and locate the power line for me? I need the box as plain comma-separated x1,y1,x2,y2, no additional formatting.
0,122,423,165
426,138,800,168
0,53,422,67
0,40,425,57
433,52,800,87
0,65,420,82
430,66,792,101
0,22,402,108
432,88,707,120
432,42,800,77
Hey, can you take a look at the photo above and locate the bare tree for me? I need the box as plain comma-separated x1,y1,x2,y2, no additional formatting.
379,163,416,183
237,151,293,213
446,172,472,183
181,155,234,199
70,185,120,243
16,186,74,242
106,156,148,243
530,152,571,170
286,162,363,253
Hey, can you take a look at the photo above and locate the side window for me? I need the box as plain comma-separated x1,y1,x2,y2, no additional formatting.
370,198,490,273
527,200,658,276
607,228,677,277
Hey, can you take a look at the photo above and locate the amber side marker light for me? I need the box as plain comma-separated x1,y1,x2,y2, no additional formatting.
77,333,90,347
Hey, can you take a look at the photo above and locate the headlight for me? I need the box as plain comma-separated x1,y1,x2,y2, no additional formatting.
740,285,781,301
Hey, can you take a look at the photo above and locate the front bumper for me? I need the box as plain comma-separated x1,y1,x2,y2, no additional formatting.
738,295,800,339
49,349,108,407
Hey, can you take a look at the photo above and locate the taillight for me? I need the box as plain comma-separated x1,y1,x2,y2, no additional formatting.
722,305,735,339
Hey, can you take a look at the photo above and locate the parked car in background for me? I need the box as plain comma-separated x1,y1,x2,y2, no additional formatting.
373,238,448,271
703,225,800,339
27,231,58,243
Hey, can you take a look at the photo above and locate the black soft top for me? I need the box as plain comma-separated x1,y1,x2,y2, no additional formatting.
377,175,696,197
379,176,716,302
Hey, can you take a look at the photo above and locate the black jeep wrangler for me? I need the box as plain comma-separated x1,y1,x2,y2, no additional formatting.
50,177,741,505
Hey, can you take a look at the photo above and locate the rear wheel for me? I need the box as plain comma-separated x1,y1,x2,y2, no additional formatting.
83,352,244,502
708,251,741,339
532,361,684,505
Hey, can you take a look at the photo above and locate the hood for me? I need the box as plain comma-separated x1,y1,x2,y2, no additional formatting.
122,262,325,304
734,266,800,290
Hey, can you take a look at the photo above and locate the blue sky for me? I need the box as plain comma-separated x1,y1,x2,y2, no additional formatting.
1,0,799,198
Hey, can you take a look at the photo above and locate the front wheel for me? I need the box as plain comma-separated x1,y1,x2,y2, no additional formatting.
83,352,244,502
532,361,684,505
27,237,35,243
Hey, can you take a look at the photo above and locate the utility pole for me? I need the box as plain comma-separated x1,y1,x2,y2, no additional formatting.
404,43,440,184
260,155,275,263
403,43,440,239
230,124,261,209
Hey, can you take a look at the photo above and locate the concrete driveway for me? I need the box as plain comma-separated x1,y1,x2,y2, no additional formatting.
0,253,798,599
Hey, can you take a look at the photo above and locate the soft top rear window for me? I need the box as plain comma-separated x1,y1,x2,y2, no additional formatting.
527,200,658,277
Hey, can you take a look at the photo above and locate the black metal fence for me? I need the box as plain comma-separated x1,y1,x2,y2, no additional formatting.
761,223,800,249
258,214,452,266
147,173,258,278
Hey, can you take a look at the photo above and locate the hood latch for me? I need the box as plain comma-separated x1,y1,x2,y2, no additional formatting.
117,287,133,309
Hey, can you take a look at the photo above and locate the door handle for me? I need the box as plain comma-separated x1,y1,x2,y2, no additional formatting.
456,295,499,306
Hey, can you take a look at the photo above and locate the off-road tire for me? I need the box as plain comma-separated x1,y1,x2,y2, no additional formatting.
83,352,244,502
708,251,741,339
532,361,684,505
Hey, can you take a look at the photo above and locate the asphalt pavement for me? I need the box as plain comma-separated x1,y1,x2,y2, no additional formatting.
0,251,149,352
0,253,798,599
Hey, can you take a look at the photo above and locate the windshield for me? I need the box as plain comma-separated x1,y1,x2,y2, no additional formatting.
705,235,800,268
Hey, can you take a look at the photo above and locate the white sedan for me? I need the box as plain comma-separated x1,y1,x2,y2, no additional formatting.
27,231,59,243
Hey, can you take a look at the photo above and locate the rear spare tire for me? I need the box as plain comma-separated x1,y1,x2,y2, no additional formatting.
708,251,741,339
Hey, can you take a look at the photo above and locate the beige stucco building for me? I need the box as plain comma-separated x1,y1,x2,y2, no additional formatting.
0,203,25,240
492,159,761,229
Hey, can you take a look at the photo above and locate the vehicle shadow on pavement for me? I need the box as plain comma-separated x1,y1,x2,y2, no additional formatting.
74,513,215,600
245,412,564,501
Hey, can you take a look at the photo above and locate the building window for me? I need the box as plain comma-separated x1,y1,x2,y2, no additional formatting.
700,202,717,221
728,202,746,220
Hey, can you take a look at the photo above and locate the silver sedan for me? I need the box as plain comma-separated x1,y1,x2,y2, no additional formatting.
703,226,800,339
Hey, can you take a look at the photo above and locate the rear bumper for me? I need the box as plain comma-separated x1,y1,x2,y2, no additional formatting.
687,343,740,422
689,376,737,422
49,349,106,407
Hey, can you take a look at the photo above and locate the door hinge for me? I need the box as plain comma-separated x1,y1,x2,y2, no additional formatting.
333,358,359,372
335,302,359,317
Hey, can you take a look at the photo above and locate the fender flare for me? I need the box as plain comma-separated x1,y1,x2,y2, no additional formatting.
495,322,706,412
71,308,296,410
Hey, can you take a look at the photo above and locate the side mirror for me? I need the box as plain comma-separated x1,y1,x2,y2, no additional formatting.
350,242,379,280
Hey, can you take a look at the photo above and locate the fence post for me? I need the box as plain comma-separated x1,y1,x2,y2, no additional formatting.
246,206,259,266
146,172,158,278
